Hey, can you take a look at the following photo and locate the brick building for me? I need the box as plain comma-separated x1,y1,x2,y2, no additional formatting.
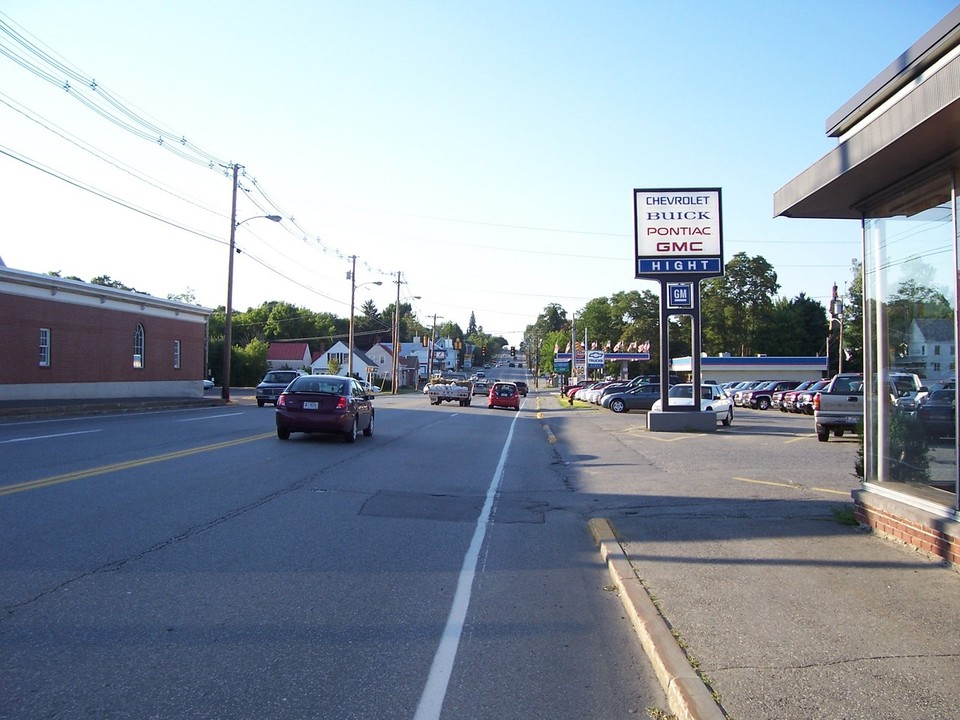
0,265,212,401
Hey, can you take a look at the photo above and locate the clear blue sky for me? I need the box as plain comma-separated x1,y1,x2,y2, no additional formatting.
2,1,956,345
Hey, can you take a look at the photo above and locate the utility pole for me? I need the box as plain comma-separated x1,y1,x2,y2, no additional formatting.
392,271,401,394
221,163,240,401
428,313,443,378
347,255,357,379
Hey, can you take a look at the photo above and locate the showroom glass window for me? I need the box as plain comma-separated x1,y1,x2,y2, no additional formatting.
862,169,958,509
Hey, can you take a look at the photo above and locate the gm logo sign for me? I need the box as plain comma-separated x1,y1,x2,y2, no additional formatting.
667,282,693,309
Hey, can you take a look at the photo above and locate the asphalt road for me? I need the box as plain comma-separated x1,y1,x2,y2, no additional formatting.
0,382,666,719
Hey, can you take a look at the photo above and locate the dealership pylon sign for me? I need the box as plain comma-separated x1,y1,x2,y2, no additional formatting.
634,188,723,281
634,188,724,427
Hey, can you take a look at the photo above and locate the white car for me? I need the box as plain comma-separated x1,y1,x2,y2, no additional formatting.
651,383,734,426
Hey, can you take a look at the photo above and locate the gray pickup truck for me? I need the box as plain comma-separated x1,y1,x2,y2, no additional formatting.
813,372,917,442
813,374,865,442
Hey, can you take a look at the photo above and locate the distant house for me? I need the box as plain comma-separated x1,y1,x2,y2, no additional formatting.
266,342,312,372
903,318,956,382
0,265,212,401
366,342,425,387
311,341,377,379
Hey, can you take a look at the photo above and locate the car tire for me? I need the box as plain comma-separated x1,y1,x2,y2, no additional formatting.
610,399,627,413
833,429,844,437
758,398,770,411
722,408,732,426
345,417,358,443
277,427,290,440
816,425,830,442
363,413,374,437
257,400,265,408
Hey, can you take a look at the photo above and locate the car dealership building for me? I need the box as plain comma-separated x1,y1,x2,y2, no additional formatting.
775,7,960,564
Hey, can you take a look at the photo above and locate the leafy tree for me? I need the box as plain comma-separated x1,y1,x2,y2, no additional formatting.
467,311,478,336
753,294,827,357
843,260,864,372
701,252,780,356
91,275,140,293
167,287,197,304
232,338,268,386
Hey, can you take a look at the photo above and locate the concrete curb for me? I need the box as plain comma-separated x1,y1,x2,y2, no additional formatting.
588,517,725,720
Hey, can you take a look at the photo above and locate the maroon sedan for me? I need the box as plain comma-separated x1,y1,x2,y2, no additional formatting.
276,374,374,442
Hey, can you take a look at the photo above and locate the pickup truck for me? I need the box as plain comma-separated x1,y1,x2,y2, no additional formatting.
813,373,905,442
813,374,864,441
425,380,473,407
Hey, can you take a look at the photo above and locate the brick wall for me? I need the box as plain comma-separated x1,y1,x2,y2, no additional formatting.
0,291,207,385
853,489,960,567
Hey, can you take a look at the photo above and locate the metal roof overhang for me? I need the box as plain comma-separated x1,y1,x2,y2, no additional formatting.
775,47,960,220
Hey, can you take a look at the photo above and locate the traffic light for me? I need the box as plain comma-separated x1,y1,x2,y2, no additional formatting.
482,347,487,357
421,335,429,347
510,346,516,357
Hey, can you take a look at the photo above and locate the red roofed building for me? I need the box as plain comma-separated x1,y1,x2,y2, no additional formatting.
266,342,312,372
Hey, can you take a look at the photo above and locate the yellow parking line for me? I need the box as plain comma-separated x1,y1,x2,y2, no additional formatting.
733,476,851,497
0,432,275,497
733,476,798,490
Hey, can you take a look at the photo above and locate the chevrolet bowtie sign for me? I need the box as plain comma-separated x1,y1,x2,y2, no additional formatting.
634,188,723,280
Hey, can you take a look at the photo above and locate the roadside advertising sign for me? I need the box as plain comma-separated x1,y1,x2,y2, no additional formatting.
587,350,605,368
634,188,723,280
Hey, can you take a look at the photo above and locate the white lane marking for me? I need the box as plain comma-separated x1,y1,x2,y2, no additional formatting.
177,412,245,422
413,406,521,719
0,429,102,444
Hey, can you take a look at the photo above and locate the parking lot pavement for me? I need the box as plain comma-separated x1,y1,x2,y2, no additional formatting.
542,396,960,720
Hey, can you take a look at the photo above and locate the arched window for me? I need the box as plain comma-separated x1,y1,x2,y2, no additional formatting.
134,323,145,368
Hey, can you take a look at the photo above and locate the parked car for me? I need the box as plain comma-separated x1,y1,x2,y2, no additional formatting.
795,380,830,415
745,381,803,410
602,384,662,413
916,388,956,439
515,380,529,397
777,380,820,412
732,381,766,407
651,383,733,426
489,381,520,411
203,378,214,390
256,369,303,407
275,374,374,442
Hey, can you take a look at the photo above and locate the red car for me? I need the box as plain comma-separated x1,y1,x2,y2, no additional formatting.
488,381,520,411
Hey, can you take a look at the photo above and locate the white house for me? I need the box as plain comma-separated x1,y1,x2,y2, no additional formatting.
903,318,955,383
310,341,377,379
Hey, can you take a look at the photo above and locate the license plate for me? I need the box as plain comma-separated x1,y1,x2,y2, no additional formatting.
303,401,319,410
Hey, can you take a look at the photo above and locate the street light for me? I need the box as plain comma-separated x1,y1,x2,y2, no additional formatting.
347,255,382,379
221,164,281,401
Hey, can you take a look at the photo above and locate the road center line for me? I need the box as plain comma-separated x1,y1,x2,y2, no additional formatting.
0,432,275,496
414,405,521,719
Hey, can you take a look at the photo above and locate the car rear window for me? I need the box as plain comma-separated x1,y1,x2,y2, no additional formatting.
264,371,299,384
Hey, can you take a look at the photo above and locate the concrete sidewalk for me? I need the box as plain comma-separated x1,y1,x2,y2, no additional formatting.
542,396,960,720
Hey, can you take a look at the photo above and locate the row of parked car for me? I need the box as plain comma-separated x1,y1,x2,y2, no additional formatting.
720,379,828,414
562,377,734,425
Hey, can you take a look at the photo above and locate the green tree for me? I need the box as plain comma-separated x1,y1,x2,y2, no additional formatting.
232,338,269,387
701,252,780,356
754,294,827,357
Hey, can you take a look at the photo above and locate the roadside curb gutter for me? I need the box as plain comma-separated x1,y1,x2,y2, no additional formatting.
589,517,725,720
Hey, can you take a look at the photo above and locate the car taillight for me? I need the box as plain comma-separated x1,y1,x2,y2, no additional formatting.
336,396,348,410
277,393,287,408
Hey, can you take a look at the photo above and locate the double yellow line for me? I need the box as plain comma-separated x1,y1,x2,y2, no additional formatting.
0,432,274,497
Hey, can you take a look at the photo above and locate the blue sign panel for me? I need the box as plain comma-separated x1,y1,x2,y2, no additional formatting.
637,257,722,275
667,282,693,309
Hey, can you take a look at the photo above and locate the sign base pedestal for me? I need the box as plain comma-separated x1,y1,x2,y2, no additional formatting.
646,410,718,433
